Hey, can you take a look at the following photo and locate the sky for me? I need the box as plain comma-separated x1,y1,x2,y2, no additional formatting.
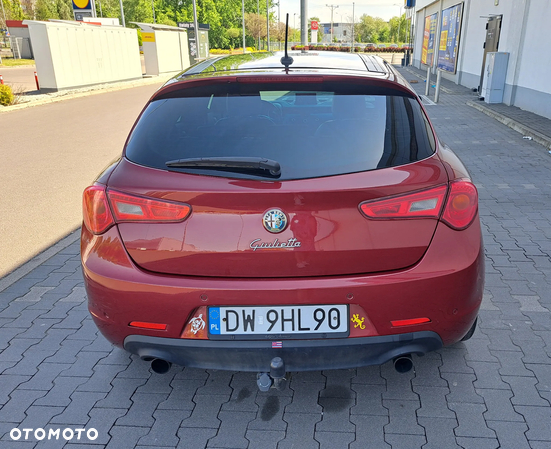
274,0,407,25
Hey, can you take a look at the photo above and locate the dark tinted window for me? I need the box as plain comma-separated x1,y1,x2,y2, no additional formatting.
125,83,435,180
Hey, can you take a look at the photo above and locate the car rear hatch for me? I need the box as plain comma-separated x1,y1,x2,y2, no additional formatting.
111,75,448,278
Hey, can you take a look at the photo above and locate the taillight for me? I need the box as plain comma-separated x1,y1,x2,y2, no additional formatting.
441,180,478,230
359,181,478,231
359,185,447,219
107,190,191,223
83,185,115,235
82,186,191,235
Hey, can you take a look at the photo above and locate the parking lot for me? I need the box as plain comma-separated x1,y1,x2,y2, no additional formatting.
1,66,550,448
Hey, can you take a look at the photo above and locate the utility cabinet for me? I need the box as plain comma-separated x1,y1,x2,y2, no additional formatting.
481,52,509,104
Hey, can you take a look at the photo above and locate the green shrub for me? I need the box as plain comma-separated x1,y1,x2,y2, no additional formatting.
0,84,14,106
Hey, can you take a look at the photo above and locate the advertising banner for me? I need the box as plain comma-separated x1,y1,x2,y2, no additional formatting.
421,13,438,66
437,3,463,73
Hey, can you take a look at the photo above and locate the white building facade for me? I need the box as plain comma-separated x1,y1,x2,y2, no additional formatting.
411,0,551,119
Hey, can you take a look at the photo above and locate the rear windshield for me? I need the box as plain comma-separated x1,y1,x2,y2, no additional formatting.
125,82,435,180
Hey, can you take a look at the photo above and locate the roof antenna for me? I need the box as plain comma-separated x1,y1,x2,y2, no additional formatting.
280,13,294,70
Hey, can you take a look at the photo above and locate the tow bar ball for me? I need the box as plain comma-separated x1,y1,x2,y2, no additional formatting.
257,357,287,392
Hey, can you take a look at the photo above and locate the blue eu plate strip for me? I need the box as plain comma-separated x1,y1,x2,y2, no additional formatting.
209,307,221,334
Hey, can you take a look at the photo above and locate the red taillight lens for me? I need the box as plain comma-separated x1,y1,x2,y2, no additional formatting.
441,180,478,230
107,190,191,223
83,185,115,235
359,185,447,219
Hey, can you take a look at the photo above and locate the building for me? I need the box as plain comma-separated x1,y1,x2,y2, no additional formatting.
320,22,354,44
411,0,551,119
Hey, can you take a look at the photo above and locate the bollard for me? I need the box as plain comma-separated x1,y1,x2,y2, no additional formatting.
34,71,40,90
0,74,3,85
434,70,442,103
425,65,431,96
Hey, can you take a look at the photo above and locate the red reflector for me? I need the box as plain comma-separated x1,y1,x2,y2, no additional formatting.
441,180,478,230
391,318,431,327
360,185,447,220
107,190,191,223
83,185,115,235
129,321,167,330
238,76,324,83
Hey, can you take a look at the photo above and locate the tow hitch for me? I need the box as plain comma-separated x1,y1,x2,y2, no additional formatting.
257,357,287,391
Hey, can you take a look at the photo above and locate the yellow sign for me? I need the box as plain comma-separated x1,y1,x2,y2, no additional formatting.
439,30,448,51
73,0,90,9
142,32,156,43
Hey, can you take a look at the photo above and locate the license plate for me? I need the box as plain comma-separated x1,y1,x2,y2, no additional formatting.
208,305,348,336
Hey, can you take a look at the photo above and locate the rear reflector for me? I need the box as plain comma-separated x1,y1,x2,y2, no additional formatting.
391,318,431,327
108,190,191,223
360,185,447,219
129,321,167,330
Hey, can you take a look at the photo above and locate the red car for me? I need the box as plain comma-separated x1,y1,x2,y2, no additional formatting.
81,51,483,389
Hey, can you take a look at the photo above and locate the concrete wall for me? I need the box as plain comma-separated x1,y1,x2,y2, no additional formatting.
512,0,551,119
23,21,142,92
412,0,551,119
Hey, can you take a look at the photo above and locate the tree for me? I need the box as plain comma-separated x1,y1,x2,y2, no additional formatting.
7,0,26,20
33,0,72,20
226,27,241,49
34,0,56,20
389,14,407,43
355,15,390,43
245,12,266,41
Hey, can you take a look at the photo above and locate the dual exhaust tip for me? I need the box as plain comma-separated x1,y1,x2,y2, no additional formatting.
147,354,413,377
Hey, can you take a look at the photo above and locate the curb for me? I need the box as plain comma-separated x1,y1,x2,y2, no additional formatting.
0,71,180,113
466,100,551,151
0,228,81,293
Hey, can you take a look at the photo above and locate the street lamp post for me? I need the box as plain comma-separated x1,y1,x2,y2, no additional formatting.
242,0,246,53
393,3,403,43
266,0,270,51
326,4,338,44
0,0,7,28
119,0,126,26
273,1,280,49
351,2,355,52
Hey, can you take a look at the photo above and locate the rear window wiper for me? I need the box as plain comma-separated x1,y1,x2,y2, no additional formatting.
165,157,281,177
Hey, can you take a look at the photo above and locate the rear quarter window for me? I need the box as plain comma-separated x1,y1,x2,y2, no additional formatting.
125,82,436,180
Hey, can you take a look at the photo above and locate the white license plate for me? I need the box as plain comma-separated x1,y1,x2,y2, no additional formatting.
208,305,348,336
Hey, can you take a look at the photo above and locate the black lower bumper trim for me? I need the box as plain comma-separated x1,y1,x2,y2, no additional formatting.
124,331,443,372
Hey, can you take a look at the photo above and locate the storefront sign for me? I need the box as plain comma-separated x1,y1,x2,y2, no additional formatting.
421,13,438,66
437,3,464,73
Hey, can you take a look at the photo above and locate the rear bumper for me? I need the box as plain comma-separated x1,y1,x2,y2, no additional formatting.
124,331,443,372
82,213,484,366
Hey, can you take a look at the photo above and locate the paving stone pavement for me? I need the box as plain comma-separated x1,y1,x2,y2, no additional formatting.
1,65,551,449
